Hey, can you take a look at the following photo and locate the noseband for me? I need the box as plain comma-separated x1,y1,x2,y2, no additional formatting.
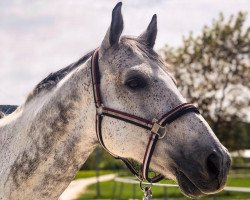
91,49,200,183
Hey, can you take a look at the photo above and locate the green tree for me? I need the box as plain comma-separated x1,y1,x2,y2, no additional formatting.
163,12,250,151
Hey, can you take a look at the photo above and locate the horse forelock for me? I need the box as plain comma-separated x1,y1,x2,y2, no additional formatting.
121,36,176,83
121,36,161,62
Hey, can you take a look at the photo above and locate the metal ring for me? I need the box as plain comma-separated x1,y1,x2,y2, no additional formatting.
152,118,158,123
158,129,167,139
97,105,103,115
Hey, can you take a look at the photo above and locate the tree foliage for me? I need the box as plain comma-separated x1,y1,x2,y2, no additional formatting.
164,12,250,151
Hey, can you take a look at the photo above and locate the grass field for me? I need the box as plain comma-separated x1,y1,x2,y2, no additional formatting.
74,170,114,180
75,170,250,200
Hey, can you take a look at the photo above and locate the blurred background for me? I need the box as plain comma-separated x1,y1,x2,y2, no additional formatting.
1,0,250,199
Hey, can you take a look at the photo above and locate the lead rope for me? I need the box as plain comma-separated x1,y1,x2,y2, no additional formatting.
140,180,153,200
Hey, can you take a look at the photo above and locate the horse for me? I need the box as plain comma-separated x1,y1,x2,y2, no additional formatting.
0,2,231,199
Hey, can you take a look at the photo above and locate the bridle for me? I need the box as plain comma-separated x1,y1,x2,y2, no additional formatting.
90,49,200,183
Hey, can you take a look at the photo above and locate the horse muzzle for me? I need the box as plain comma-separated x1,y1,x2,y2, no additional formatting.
175,147,231,198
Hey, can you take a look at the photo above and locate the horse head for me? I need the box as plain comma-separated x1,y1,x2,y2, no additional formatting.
96,2,231,198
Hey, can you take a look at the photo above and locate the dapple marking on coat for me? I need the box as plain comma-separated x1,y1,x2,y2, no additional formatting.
0,2,231,199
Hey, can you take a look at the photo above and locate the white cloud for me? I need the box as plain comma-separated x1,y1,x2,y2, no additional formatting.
0,0,249,104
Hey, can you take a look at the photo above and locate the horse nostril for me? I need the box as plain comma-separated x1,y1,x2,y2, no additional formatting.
207,152,221,179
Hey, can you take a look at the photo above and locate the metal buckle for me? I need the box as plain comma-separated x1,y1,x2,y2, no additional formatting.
151,120,167,139
97,104,104,115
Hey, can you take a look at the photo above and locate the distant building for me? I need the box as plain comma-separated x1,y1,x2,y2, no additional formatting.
0,105,18,119
231,149,250,163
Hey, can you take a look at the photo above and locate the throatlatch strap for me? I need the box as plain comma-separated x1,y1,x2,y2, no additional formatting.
96,113,119,158
91,49,102,107
120,158,142,179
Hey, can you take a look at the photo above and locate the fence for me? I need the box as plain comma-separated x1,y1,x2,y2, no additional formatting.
112,177,250,200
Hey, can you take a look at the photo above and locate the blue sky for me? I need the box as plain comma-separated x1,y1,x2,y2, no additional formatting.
0,0,249,104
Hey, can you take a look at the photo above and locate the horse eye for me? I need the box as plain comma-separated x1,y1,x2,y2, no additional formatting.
125,77,147,90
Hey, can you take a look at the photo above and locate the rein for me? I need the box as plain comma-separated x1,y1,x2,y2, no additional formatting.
90,49,200,183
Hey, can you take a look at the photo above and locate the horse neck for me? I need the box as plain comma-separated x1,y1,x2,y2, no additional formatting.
0,58,98,200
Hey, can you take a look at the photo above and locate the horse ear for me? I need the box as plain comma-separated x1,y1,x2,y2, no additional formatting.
138,14,157,48
100,2,124,54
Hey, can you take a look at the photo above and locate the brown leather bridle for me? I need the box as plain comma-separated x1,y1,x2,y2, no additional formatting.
91,49,200,183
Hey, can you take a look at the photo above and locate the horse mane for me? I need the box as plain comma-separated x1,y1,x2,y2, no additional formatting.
0,105,18,119
26,50,95,103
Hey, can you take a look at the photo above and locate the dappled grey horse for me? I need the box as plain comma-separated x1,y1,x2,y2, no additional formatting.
0,2,231,199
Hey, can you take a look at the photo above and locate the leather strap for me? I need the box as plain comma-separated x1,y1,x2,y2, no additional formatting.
90,49,200,183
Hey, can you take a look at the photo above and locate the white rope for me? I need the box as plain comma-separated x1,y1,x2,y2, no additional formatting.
114,177,250,193
114,177,178,188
